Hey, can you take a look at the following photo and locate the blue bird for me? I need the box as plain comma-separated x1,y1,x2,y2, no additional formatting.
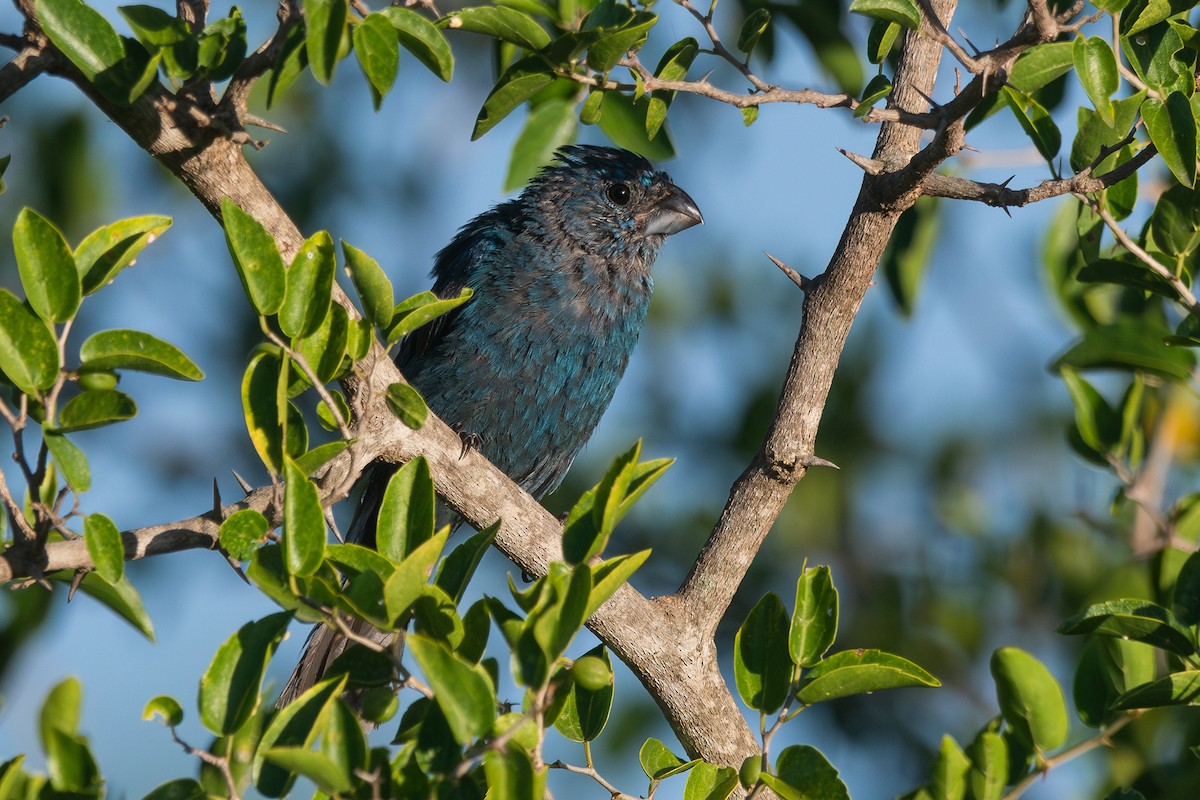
280,145,702,704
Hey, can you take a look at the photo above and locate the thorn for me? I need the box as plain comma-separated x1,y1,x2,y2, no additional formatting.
221,551,250,584
212,478,224,520
242,113,287,133
764,252,811,291
698,68,715,85
1000,205,1012,218
1000,175,1015,188
961,142,980,153
911,85,941,110
960,30,982,57
232,470,253,495
799,454,840,471
68,568,87,601
836,148,883,175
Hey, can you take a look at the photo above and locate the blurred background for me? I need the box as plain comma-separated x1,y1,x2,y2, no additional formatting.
1,1,1192,798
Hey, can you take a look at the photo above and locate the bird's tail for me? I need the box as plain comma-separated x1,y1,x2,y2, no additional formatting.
277,464,394,708
277,616,394,708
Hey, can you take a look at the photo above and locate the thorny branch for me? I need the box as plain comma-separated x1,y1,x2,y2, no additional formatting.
0,0,1180,790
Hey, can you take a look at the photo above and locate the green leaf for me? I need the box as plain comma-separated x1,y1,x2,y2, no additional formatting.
855,73,892,118
639,738,695,780
473,55,555,139
284,459,325,577
196,8,246,82
303,0,347,84
1070,92,1145,172
881,196,939,315
683,761,740,800
199,611,293,735
79,329,203,380
1174,550,1200,624
790,564,838,667
581,89,605,125
1074,37,1117,126
74,215,172,295
737,9,771,54
221,198,286,316
44,727,99,792
385,288,473,345
142,695,185,727
57,389,137,431
990,646,1068,751
84,512,123,583
45,431,90,492
1122,0,1194,38
385,381,428,428
797,649,940,704
597,90,675,159
761,745,850,800
587,11,656,73
647,38,698,139
268,20,309,108
484,748,545,800
261,747,350,794
382,528,449,624
867,19,901,64
1074,637,1157,726
1053,319,1195,380
562,441,640,565
341,240,394,328
848,0,920,29
293,440,349,476
297,302,349,384
75,570,155,639
583,549,650,617
1075,258,1177,298
280,231,335,339
37,0,125,81
315,389,350,431
930,735,970,800
1113,670,1200,708
1058,598,1196,655
967,731,1008,800
242,351,286,473
504,98,577,191
441,6,550,50
254,675,345,796
377,456,436,563
1002,86,1060,162
14,208,80,323
353,12,398,108
40,676,81,748
1143,92,1198,187
0,288,59,396
381,6,454,81
140,779,207,800
219,508,269,561
434,521,498,604
734,592,793,713
1060,366,1121,456
1009,41,1075,93
555,644,614,742
408,634,496,744
119,5,191,46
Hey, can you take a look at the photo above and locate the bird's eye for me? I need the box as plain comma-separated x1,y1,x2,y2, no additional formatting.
606,182,631,206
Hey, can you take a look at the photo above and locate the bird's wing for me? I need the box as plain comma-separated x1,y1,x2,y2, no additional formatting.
395,203,518,372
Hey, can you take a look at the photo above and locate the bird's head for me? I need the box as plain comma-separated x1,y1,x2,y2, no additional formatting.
524,145,703,260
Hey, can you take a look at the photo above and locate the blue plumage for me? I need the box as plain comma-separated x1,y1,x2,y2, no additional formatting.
280,145,701,704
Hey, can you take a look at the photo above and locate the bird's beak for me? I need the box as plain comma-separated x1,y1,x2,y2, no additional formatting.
644,187,704,236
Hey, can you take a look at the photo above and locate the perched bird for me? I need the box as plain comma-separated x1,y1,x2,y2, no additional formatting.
279,145,702,704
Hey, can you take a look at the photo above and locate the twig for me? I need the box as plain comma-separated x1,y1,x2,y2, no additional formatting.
1001,714,1135,800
